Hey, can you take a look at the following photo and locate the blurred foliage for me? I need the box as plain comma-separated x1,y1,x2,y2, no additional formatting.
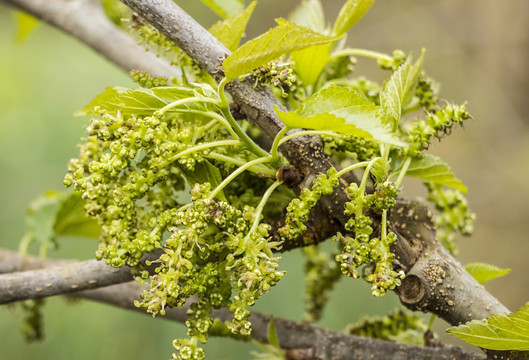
1,0,529,358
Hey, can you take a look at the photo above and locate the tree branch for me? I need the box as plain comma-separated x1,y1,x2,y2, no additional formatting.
1,0,180,78
75,281,484,360
0,248,160,304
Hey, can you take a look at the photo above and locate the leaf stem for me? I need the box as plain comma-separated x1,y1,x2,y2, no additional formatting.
336,161,371,178
217,78,269,158
165,139,241,165
395,157,412,187
328,48,393,63
278,130,342,146
270,127,290,162
246,180,283,239
207,156,272,200
381,210,387,242
155,97,218,116
360,157,381,194
206,152,277,177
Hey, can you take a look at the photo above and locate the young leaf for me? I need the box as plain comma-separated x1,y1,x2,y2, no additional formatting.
77,85,217,116
277,85,403,145
447,303,529,351
200,0,244,19
391,154,467,193
379,51,425,130
209,2,256,51
275,109,372,138
332,0,375,36
464,262,511,285
267,317,280,348
291,44,333,87
178,160,227,201
289,0,326,34
223,19,341,81
13,11,39,43
54,193,100,238
21,191,99,253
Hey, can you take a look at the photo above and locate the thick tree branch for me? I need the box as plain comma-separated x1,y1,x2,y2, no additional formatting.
0,249,160,304
2,0,180,78
77,282,484,360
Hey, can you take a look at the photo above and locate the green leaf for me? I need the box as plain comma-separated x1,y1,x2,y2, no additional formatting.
380,51,425,130
209,2,256,51
291,44,332,87
13,11,39,43
447,303,529,351
464,262,511,285
277,85,403,145
223,19,341,81
54,193,100,238
178,160,226,201
289,0,326,33
267,317,280,348
332,0,375,36
200,0,244,19
276,109,372,138
392,154,467,193
21,191,99,254
77,85,217,116
289,0,332,85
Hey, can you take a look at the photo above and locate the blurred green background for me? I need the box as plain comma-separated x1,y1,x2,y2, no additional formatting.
1,1,528,359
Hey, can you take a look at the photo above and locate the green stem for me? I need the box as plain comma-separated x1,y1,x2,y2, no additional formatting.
206,152,277,177
270,127,290,162
328,48,393,63
427,314,437,330
217,78,269,158
395,157,412,187
246,180,283,239
278,130,342,146
165,139,241,165
155,97,219,116
336,160,371,178
18,234,33,255
381,210,387,242
207,156,272,200
360,157,381,194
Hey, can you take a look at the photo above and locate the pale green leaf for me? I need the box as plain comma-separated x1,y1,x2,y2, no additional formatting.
392,154,467,193
13,11,39,43
464,262,511,285
289,0,326,33
178,160,226,201
23,191,64,250
209,2,256,51
447,303,529,351
200,0,244,19
223,19,341,81
77,85,217,116
289,0,333,85
22,191,99,253
282,85,403,145
380,51,425,129
267,317,280,348
291,44,332,86
54,193,100,238
276,109,372,138
332,0,375,36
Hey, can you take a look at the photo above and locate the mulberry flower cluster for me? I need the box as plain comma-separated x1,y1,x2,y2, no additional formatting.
333,180,403,296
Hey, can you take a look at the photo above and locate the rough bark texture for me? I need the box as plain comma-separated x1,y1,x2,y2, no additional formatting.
80,281,485,360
